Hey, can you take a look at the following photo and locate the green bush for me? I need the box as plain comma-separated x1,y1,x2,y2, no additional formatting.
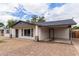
73,26,79,29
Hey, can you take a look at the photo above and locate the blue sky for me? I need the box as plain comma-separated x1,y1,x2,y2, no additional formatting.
8,3,65,20
0,3,79,25
48,3,65,9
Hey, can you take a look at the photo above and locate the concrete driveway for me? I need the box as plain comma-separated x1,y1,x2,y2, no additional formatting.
73,38,79,54
0,37,78,56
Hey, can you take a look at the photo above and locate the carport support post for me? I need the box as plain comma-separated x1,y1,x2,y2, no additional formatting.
10,28,12,38
35,25,39,42
69,28,72,45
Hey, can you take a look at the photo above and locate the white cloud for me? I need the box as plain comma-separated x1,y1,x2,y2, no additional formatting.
0,14,19,25
0,3,19,25
0,3,18,13
0,3,49,25
1,3,79,25
22,3,49,16
45,3,79,24
0,0,55,3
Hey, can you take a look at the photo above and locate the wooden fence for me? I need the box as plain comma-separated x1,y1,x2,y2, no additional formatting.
72,30,79,38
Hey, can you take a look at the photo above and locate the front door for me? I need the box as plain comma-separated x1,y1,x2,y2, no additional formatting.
15,29,18,37
49,29,54,40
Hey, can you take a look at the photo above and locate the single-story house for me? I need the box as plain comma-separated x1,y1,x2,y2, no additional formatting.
0,27,4,36
10,19,76,44
0,26,12,38
4,28,10,37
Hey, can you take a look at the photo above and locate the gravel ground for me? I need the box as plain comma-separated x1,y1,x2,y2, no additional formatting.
0,37,78,56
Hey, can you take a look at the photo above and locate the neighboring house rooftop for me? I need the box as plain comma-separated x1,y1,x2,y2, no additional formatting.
13,19,76,27
0,26,5,30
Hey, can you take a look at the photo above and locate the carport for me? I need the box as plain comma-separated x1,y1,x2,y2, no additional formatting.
48,26,72,43
35,19,76,44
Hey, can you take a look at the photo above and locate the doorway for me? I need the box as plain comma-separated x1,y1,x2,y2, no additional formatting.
49,28,54,40
15,29,19,38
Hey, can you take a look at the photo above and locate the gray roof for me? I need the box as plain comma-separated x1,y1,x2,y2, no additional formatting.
13,21,36,28
13,19,76,27
36,19,76,26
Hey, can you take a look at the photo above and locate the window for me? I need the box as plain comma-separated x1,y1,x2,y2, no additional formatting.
22,29,33,37
24,29,30,36
6,30,9,33
21,29,33,37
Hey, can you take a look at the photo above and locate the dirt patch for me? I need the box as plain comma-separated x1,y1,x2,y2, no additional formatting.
0,37,78,56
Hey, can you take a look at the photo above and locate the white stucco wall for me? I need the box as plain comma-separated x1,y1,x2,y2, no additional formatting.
0,30,3,36
39,27,49,40
11,29,15,37
38,27,70,40
18,29,34,40
54,28,69,39
4,29,10,37
11,28,36,40
12,25,70,40
4,33,10,37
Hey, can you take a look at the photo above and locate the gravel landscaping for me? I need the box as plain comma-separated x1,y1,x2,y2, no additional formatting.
0,36,78,56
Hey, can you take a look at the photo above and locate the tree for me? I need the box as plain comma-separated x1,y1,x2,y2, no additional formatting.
31,15,45,23
73,26,79,29
0,22,4,27
38,16,45,22
31,15,38,23
7,19,17,28
26,20,30,22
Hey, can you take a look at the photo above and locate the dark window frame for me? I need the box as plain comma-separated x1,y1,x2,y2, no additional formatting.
6,30,9,33
24,29,30,36
22,29,33,37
